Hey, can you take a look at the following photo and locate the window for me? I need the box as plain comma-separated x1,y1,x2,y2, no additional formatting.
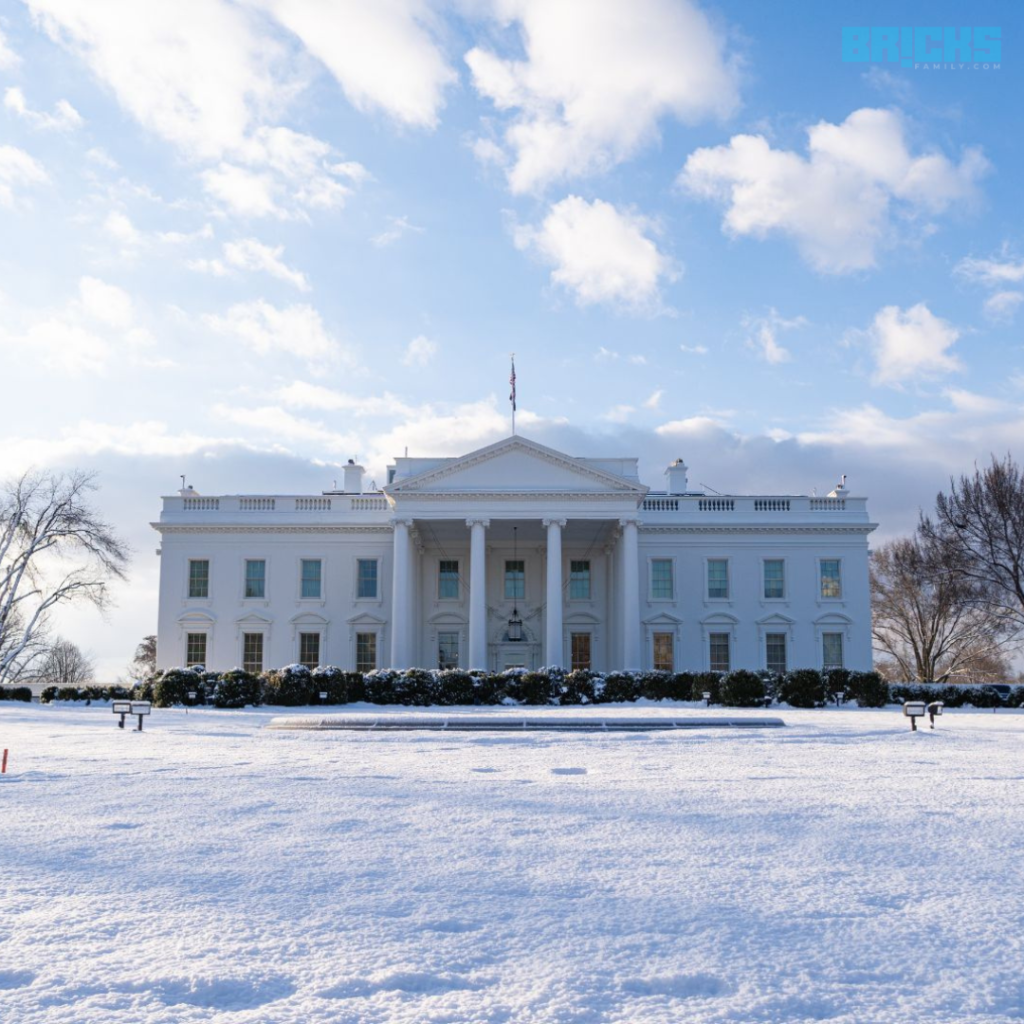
186,632,207,667
300,559,322,599
243,632,264,674
709,632,730,673
707,559,729,599
505,560,525,600
653,632,673,672
357,559,378,599
763,559,785,599
299,632,320,669
356,632,377,673
570,632,591,671
650,559,673,599
244,559,266,599
438,560,459,600
188,559,209,599
823,632,844,669
766,633,787,674
438,631,459,669
820,559,842,599
569,560,591,600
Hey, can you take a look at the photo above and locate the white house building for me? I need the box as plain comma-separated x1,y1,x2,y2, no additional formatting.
152,435,876,675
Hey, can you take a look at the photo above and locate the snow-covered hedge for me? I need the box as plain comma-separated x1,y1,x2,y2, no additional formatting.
38,667,1024,709
0,685,32,702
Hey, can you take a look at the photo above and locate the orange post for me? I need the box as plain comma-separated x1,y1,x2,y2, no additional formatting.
1,749,7,774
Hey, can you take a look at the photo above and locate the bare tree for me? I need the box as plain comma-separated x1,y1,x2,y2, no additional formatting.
39,638,95,688
125,634,157,683
871,536,1015,682
0,470,129,687
921,454,1024,636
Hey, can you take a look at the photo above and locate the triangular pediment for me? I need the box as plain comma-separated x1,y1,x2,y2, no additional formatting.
386,436,647,496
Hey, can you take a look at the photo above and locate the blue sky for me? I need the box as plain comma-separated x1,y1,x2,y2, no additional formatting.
1,0,1021,675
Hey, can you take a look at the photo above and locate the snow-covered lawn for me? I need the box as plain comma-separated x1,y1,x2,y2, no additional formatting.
2,703,1022,1024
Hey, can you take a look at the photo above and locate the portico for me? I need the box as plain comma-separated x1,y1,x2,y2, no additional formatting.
383,436,649,671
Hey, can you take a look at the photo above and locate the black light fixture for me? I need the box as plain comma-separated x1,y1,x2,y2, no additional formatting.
508,525,523,642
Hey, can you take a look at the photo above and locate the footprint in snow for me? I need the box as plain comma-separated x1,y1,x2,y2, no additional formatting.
622,973,731,999
0,970,35,989
550,767,588,775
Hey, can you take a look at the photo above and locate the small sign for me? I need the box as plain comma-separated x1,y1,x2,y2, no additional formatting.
130,701,152,716
112,701,132,714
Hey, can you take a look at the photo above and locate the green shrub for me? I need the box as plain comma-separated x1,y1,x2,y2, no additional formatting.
846,671,889,707
779,669,826,708
153,668,203,707
262,665,315,706
433,670,475,705
720,669,767,707
213,669,262,708
596,672,639,703
514,671,558,705
57,686,83,701
822,667,852,702
0,686,32,702
363,669,398,704
312,666,350,705
638,671,692,701
392,668,436,705
690,672,723,704
560,670,596,705
471,672,506,705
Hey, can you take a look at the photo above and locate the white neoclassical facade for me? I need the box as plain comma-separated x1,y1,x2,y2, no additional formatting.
153,435,876,675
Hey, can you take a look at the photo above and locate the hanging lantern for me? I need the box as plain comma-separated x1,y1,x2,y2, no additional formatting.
508,525,523,641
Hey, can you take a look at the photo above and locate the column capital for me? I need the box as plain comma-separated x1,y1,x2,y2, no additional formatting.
392,517,413,529
618,516,641,529
466,517,491,529
542,517,567,529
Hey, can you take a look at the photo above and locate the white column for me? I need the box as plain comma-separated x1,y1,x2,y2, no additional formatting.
467,518,490,669
543,518,566,668
620,517,641,670
390,518,412,668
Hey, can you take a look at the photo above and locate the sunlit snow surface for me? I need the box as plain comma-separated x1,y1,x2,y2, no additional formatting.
2,703,1022,1024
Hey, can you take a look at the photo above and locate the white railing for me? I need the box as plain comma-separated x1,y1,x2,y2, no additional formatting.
698,498,735,512
240,497,276,511
754,498,790,512
295,497,331,512
810,498,846,511
168,494,389,516
642,497,679,512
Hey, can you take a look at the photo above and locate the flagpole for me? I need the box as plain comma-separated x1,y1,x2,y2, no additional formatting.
509,353,517,436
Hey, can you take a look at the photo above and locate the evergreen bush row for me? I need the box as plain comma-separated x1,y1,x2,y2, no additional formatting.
36,665,1022,710
0,685,33,702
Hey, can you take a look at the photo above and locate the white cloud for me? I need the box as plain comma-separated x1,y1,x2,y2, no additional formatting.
275,382,416,418
204,300,345,367
983,291,1024,324
656,415,728,437
86,146,118,169
680,343,708,355
955,254,1024,286
223,238,310,290
742,309,806,365
604,404,634,423
629,354,647,365
514,195,674,309
595,346,619,362
0,27,20,69
12,317,111,374
249,0,456,128
78,276,133,329
103,210,141,247
4,86,83,131
644,389,663,409
0,144,49,206
213,403,351,448
862,303,962,386
402,335,437,367
186,257,228,277
467,0,739,193
371,215,423,248
28,0,283,160
680,108,987,273
201,164,279,218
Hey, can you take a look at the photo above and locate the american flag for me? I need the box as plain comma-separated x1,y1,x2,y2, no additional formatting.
509,356,516,411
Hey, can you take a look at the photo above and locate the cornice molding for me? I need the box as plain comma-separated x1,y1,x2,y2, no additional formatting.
153,524,394,535
639,525,876,535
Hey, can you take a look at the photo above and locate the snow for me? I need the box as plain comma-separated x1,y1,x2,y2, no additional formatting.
1,702,1023,1023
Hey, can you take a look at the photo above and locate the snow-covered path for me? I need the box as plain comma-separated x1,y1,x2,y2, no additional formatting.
1,704,1022,1023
